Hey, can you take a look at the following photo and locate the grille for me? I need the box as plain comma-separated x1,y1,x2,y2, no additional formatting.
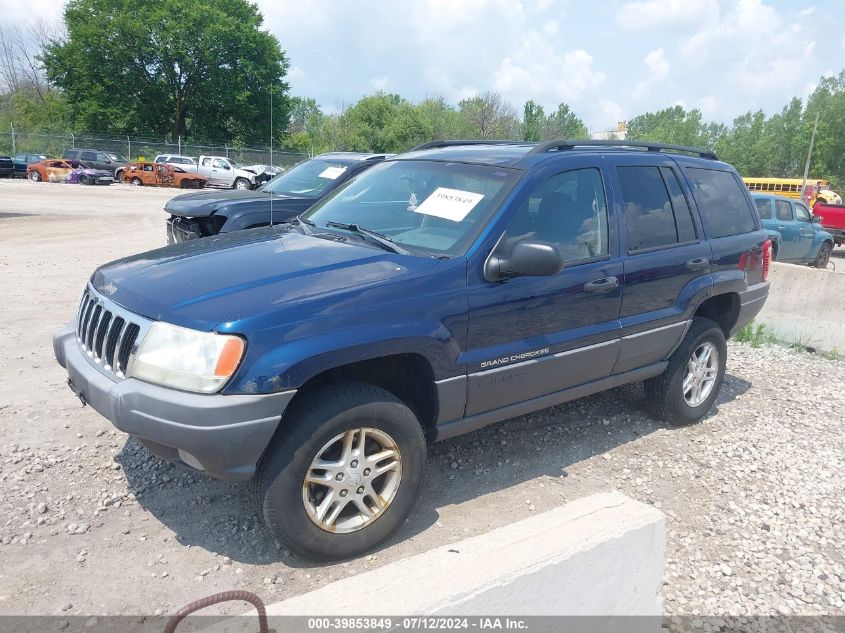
75,285,147,378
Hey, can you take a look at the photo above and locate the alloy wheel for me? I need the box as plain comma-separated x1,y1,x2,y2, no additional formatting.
682,341,719,407
302,427,402,534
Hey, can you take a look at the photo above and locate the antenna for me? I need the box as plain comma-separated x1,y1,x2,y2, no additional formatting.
269,81,273,227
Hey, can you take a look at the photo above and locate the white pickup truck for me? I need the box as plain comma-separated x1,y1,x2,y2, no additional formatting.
151,155,258,189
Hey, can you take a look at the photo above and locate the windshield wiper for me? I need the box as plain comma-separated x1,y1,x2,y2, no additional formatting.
324,221,411,255
284,215,314,235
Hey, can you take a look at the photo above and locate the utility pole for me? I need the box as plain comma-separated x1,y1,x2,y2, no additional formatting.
270,82,274,168
801,112,820,203
10,123,15,154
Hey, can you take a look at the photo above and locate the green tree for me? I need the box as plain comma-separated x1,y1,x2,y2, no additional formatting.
458,91,519,139
801,71,845,189
332,92,427,153
626,105,708,147
522,100,544,142
42,0,290,143
541,103,588,140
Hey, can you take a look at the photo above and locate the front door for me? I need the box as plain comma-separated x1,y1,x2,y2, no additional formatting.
465,159,623,417
792,201,816,260
773,198,803,261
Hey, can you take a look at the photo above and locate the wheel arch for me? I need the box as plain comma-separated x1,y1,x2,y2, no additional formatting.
283,353,439,442
692,291,741,338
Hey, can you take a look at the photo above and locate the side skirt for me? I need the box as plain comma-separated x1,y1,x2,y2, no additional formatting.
434,362,667,442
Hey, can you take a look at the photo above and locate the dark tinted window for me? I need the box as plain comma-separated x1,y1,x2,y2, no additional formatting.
754,198,773,219
660,167,697,243
505,167,609,262
80,151,97,161
686,168,757,238
618,165,696,251
775,200,792,221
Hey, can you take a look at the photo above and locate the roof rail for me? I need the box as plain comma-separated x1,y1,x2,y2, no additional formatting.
408,139,526,152
527,139,718,160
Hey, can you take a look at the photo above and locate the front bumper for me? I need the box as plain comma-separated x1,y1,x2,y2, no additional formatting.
730,280,770,336
166,216,207,244
53,324,295,481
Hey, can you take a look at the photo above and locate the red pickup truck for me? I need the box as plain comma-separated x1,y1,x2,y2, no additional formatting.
813,200,845,247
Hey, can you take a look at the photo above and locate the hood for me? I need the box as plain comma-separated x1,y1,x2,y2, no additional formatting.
164,189,309,218
91,227,438,329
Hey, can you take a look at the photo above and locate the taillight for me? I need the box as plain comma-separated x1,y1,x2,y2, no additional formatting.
761,239,771,281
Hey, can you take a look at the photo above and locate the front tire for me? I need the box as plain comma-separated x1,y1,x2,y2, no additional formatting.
233,177,251,190
28,171,41,182
131,177,142,186
812,242,832,269
78,174,92,185
644,317,727,426
256,382,426,561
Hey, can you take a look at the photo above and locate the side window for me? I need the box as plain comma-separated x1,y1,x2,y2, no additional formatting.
213,158,230,170
775,200,792,222
202,158,211,167
794,203,811,222
686,168,757,238
80,151,97,162
96,153,110,162
617,165,696,252
754,198,773,219
505,167,609,263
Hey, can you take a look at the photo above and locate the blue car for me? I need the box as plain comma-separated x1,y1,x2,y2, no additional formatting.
752,193,833,268
54,139,771,560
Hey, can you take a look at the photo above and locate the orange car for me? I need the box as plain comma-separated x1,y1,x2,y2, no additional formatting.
123,162,207,188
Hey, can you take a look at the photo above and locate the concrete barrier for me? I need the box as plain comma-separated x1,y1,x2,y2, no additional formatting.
756,261,845,353
267,491,664,618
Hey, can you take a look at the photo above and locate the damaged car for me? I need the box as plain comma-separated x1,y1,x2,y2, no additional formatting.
27,159,114,185
165,152,390,244
123,161,207,189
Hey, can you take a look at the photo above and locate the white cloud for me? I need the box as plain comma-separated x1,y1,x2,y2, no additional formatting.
644,49,669,79
616,0,718,32
288,66,305,80
369,76,389,91
799,7,816,16
492,29,605,109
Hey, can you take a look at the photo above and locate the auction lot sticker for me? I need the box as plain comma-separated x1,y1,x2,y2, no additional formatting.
318,166,347,179
414,187,484,222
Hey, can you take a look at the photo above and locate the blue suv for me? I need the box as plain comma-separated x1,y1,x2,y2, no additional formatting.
53,140,771,560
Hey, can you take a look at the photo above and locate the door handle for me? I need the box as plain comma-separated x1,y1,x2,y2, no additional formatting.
584,276,619,294
685,257,709,271
777,226,786,230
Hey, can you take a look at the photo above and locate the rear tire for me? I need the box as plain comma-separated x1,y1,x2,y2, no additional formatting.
812,242,832,269
256,382,426,561
131,177,142,187
644,317,727,426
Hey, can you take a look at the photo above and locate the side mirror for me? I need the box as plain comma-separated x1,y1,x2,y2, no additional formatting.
485,240,564,282
812,215,822,224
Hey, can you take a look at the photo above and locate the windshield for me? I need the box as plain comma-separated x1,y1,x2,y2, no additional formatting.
301,160,521,256
261,158,355,196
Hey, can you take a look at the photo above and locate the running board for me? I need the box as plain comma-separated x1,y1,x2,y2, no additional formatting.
434,362,667,442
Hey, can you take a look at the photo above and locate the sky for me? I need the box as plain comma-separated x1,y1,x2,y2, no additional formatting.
2,0,843,132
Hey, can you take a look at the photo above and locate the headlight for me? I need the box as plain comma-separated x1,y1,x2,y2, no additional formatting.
128,322,245,393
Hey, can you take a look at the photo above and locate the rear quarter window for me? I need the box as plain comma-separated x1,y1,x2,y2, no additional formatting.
686,168,757,238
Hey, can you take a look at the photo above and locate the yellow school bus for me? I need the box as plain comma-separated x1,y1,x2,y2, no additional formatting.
742,177,841,205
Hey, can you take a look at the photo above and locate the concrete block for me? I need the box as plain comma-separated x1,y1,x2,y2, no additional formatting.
756,261,845,353
267,491,665,617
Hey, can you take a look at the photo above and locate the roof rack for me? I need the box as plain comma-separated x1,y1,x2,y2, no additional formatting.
527,139,718,160
409,139,527,152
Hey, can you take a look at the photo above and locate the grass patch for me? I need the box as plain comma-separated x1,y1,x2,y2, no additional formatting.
734,322,776,348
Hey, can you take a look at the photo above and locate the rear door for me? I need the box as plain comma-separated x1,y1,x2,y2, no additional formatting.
604,154,710,373
465,156,623,416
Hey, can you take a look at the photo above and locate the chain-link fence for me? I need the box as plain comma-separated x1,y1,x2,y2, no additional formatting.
0,130,309,168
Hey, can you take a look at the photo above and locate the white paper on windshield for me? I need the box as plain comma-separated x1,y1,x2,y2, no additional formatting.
414,187,484,222
318,166,347,180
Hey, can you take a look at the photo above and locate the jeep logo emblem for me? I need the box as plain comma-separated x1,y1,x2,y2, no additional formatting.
102,282,118,296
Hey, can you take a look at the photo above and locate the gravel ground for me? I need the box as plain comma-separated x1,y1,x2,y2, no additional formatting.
1,178,844,617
